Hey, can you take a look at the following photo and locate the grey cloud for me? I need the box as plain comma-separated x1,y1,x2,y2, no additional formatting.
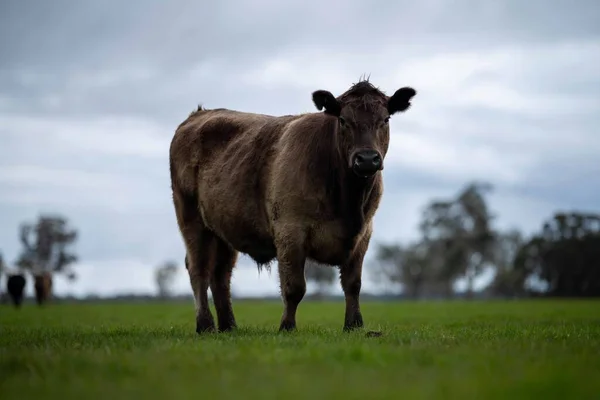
4,0,599,71
3,0,599,75
0,202,182,266
2,0,599,126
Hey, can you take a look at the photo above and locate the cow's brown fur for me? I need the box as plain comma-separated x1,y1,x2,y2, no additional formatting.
34,272,52,306
169,78,416,333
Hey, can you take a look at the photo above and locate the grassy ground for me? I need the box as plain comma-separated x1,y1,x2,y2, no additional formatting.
1,299,599,399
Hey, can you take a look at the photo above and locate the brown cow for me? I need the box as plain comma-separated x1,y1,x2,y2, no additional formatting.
169,78,417,333
34,271,52,305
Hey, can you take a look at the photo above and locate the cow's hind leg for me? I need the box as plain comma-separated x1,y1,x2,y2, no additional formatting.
173,189,216,334
210,238,238,332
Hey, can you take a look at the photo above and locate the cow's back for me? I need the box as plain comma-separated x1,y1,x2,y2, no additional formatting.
170,108,303,264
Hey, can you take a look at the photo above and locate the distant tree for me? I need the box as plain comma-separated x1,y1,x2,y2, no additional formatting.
374,241,430,299
155,260,179,298
372,181,500,299
15,214,79,303
515,212,600,297
419,182,497,298
487,229,528,297
305,261,336,298
371,183,600,300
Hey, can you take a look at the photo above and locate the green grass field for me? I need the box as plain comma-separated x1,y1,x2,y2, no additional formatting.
1,299,599,399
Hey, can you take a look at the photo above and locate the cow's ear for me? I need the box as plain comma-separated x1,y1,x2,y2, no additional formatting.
388,87,417,115
312,90,341,117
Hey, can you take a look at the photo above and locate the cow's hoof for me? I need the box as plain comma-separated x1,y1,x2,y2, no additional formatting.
278,320,297,332
343,313,364,332
218,321,237,333
196,315,216,334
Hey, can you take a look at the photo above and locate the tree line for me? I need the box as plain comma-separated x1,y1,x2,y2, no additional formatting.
369,181,600,299
2,180,599,305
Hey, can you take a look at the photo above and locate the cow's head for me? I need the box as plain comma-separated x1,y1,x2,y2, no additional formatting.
312,79,416,178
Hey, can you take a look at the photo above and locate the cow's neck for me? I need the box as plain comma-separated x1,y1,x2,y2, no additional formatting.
311,118,376,237
340,170,376,238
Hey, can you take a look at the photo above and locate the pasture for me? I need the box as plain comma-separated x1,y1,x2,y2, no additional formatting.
1,299,599,399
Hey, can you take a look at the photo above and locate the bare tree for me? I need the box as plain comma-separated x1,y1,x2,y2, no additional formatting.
16,215,78,275
305,261,336,299
155,260,179,298
15,215,79,303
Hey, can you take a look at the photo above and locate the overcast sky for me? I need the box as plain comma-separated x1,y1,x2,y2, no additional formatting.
1,0,599,298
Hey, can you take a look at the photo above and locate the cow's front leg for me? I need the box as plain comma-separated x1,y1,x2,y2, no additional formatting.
340,231,370,331
276,240,307,332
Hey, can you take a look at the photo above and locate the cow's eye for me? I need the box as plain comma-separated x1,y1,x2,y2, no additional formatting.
384,117,390,124
339,117,346,126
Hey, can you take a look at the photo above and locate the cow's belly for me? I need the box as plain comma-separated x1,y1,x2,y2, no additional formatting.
199,187,277,265
306,219,363,266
